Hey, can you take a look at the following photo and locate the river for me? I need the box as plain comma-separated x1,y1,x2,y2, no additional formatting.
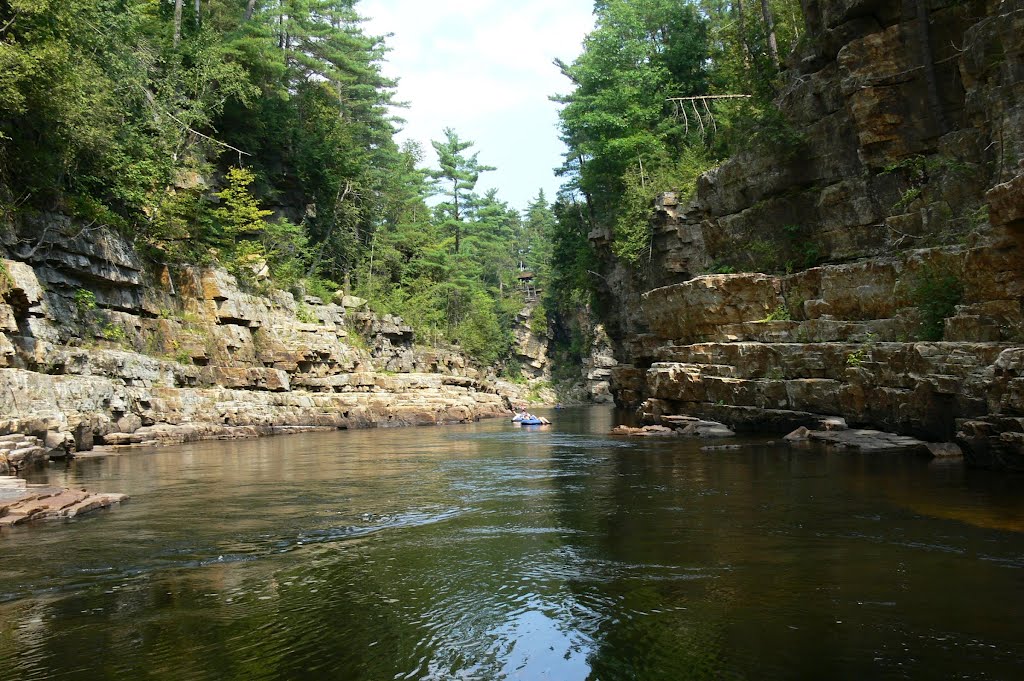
2,407,1023,680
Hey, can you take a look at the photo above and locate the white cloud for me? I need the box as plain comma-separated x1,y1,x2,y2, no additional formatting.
361,0,594,210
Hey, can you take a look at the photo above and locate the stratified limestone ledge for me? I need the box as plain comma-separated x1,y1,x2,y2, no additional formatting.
0,366,512,454
0,476,128,528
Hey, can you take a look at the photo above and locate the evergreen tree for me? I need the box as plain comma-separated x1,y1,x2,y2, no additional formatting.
554,0,713,262
429,128,495,255
521,190,556,286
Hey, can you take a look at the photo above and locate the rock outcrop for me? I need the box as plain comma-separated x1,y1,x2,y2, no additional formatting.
0,219,520,468
594,0,1024,469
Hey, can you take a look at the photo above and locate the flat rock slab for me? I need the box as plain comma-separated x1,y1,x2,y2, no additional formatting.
612,425,680,437
805,428,926,452
612,418,736,439
0,477,128,528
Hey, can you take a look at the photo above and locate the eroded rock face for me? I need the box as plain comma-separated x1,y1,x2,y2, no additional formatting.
593,1,1024,470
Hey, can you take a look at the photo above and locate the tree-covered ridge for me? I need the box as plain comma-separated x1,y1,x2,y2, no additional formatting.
0,0,549,368
0,0,397,275
0,0,811,377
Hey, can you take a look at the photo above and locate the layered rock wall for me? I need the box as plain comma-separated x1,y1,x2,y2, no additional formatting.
598,0,1024,468
0,218,514,461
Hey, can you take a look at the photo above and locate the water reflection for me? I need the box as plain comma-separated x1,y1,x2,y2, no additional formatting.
1,408,1024,680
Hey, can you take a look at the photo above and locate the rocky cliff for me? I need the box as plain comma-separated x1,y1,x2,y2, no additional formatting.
597,0,1024,469
0,216,519,474
510,300,618,404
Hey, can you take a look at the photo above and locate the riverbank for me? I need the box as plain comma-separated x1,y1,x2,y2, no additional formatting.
0,221,537,474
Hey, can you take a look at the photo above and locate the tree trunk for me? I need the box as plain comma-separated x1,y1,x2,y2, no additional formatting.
454,189,461,254
245,0,256,21
734,0,752,71
760,0,780,68
278,0,286,50
194,0,200,27
173,0,183,47
916,0,946,135
799,0,821,37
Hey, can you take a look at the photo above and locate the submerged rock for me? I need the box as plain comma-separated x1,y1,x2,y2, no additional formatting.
802,428,927,453
0,477,128,528
701,444,744,452
612,424,678,437
612,416,736,439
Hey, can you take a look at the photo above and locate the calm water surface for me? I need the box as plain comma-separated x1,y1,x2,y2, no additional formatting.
2,407,1024,680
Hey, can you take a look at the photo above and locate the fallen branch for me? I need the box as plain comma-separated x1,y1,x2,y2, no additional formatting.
668,95,751,138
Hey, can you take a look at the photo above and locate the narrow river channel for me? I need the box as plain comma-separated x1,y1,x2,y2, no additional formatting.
2,407,1024,680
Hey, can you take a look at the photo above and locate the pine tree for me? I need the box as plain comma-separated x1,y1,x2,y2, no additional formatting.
429,128,495,255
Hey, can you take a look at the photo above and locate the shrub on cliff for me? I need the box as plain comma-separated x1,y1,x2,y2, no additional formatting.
911,265,963,341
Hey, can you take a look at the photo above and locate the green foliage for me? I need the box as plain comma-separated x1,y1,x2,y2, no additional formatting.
207,167,311,289
612,148,714,264
501,359,527,383
74,289,97,317
747,238,780,272
910,265,963,341
759,304,791,322
0,0,400,291
883,154,974,219
452,292,513,366
721,100,805,158
212,167,273,244
304,277,342,303
546,198,597,315
893,187,924,213
697,0,807,100
0,261,12,294
966,204,990,229
352,132,527,367
845,347,868,367
102,323,128,344
526,380,552,404
846,332,878,367
344,323,370,352
521,191,556,282
553,0,809,268
781,223,820,270
714,223,821,275
529,304,549,338
554,0,713,226
426,129,497,261
295,303,318,325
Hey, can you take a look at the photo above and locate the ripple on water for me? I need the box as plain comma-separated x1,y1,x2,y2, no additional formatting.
452,432,637,450
3,412,1024,681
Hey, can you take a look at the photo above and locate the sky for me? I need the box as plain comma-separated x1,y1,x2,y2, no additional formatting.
360,1,597,212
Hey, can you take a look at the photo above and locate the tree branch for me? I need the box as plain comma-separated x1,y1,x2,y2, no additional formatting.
0,10,17,35
141,89,251,163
